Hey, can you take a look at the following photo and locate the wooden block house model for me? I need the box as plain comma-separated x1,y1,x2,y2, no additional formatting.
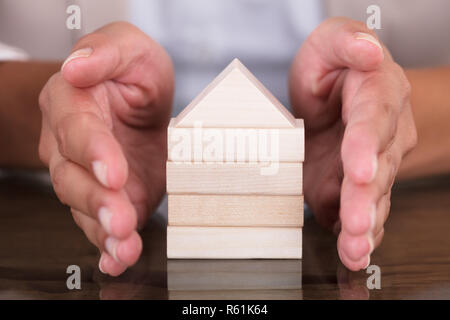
166,59,304,259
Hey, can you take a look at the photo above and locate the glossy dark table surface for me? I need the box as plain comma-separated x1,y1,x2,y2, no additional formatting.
1,171,450,300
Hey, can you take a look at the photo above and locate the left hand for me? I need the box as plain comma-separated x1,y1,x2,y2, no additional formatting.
289,18,417,271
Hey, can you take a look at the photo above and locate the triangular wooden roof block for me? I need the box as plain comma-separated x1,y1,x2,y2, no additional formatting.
174,59,296,128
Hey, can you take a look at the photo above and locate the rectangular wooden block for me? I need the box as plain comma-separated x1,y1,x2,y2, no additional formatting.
166,162,303,195
168,194,303,227
168,118,304,162
167,226,302,259
167,260,302,291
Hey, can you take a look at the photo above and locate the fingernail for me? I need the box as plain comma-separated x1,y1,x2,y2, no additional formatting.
364,255,371,269
61,47,93,71
370,155,378,182
98,207,113,234
370,203,377,231
105,237,120,263
98,253,107,274
92,161,109,188
354,32,382,50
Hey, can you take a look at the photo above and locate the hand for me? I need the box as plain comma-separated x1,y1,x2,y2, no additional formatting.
289,18,417,270
39,22,174,276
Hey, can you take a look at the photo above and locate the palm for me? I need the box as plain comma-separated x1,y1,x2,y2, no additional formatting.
304,114,344,231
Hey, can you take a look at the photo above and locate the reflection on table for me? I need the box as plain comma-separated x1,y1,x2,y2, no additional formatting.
167,259,302,300
2,172,450,299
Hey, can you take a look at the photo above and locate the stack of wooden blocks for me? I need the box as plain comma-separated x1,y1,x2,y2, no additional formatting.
166,59,304,259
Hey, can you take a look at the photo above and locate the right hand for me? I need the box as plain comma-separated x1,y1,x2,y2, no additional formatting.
39,22,174,276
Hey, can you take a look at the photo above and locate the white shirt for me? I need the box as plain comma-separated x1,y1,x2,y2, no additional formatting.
130,0,324,112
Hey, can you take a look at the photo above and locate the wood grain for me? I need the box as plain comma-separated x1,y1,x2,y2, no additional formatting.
168,194,303,227
166,162,303,195
167,226,302,259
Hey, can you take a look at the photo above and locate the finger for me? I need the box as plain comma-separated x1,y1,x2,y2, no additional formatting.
341,69,410,184
104,232,143,268
38,115,55,166
71,208,108,250
340,143,402,236
373,191,391,236
339,175,376,237
72,209,142,268
338,155,395,269
396,103,418,155
99,252,127,277
338,228,384,271
61,22,174,118
338,231,372,262
41,74,128,189
50,153,137,239
338,242,370,272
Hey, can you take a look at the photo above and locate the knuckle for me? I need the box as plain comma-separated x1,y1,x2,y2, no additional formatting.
108,20,137,31
337,18,373,36
349,20,371,33
39,73,63,114
377,101,394,123
382,152,397,195
38,140,50,166
401,115,418,154
51,162,68,204
407,125,419,151
38,87,48,114
73,111,98,131
402,76,412,99
54,117,70,157
56,112,98,157
393,63,412,100
85,188,100,219
71,209,83,229
96,233,107,252
385,150,394,167
386,197,392,212
75,31,109,50
343,124,366,152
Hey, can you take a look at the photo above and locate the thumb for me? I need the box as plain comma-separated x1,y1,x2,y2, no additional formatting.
60,22,165,89
289,17,385,129
60,22,174,128
309,17,385,76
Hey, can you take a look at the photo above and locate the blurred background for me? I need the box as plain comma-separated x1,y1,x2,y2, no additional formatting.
1,0,450,114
